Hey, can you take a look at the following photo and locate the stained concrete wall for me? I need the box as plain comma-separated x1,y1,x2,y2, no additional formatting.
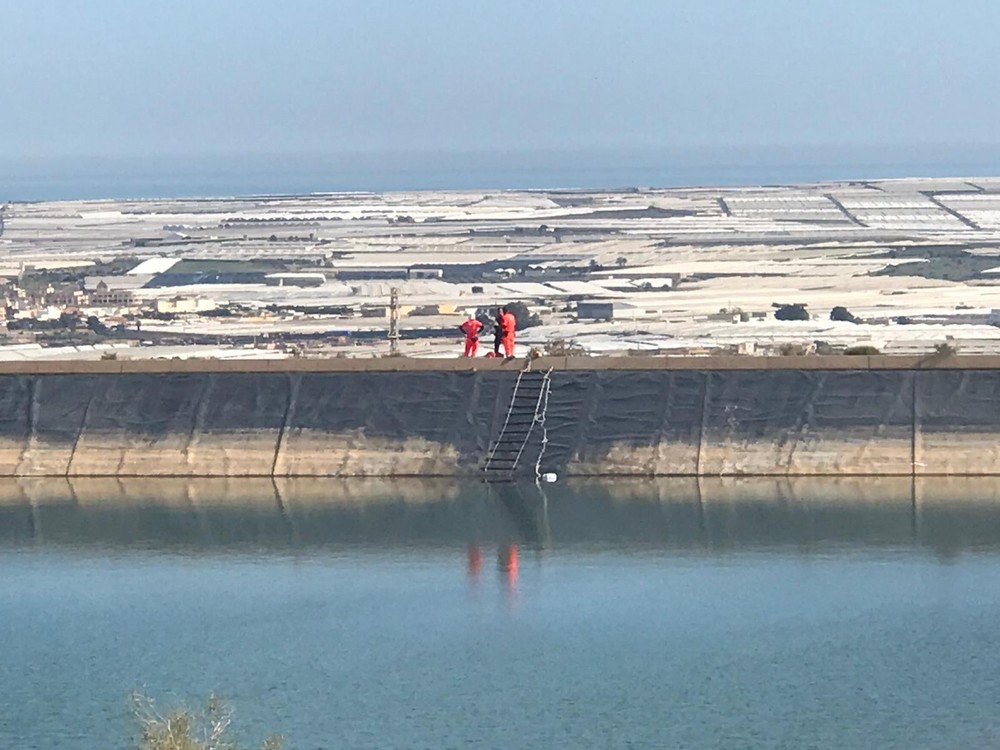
0,358,997,477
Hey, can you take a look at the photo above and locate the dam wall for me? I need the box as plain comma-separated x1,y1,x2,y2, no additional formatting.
0,356,997,477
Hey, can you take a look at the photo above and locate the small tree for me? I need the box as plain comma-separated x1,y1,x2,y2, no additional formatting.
830,306,859,323
509,301,542,328
615,256,628,268
773,303,809,321
60,312,81,329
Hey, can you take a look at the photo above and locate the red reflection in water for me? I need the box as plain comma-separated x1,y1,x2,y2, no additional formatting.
498,543,519,590
467,545,483,578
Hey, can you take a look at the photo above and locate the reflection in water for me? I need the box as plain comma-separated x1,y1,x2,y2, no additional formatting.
6,477,1000,750
466,545,483,578
498,543,519,590
3,476,1000,558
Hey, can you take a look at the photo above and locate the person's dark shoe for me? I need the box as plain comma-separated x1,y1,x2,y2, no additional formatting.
503,355,515,362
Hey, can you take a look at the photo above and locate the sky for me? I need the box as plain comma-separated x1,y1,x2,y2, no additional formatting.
2,0,999,159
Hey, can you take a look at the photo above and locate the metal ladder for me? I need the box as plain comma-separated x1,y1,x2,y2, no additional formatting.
483,368,552,483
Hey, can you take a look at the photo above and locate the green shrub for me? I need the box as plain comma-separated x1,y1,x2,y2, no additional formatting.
773,303,809,321
830,306,859,323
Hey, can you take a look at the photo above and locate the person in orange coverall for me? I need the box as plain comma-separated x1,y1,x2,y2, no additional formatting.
500,306,517,359
459,316,484,357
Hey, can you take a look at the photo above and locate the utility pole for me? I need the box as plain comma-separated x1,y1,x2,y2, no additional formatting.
388,286,400,356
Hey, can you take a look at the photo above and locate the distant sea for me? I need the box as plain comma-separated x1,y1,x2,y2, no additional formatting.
4,145,1000,202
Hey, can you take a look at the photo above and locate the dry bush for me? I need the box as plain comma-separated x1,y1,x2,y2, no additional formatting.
543,338,586,356
777,342,809,356
844,345,881,355
131,693,281,750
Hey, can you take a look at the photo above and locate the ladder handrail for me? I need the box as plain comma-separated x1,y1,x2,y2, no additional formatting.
484,368,553,479
504,370,551,474
534,370,553,483
485,369,526,467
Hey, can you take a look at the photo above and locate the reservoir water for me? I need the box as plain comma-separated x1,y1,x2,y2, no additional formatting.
2,477,1000,749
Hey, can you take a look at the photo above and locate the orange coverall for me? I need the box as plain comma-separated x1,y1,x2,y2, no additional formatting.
459,318,484,357
500,311,517,357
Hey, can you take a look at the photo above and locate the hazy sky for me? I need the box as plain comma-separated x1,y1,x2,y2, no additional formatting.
2,0,999,158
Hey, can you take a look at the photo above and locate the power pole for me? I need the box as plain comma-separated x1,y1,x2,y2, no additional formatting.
388,286,400,356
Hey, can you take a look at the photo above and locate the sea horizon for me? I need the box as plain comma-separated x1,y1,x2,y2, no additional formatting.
4,144,1000,202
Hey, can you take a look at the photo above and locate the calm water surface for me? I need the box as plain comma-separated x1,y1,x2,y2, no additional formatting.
2,478,1000,749
6,145,1000,201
